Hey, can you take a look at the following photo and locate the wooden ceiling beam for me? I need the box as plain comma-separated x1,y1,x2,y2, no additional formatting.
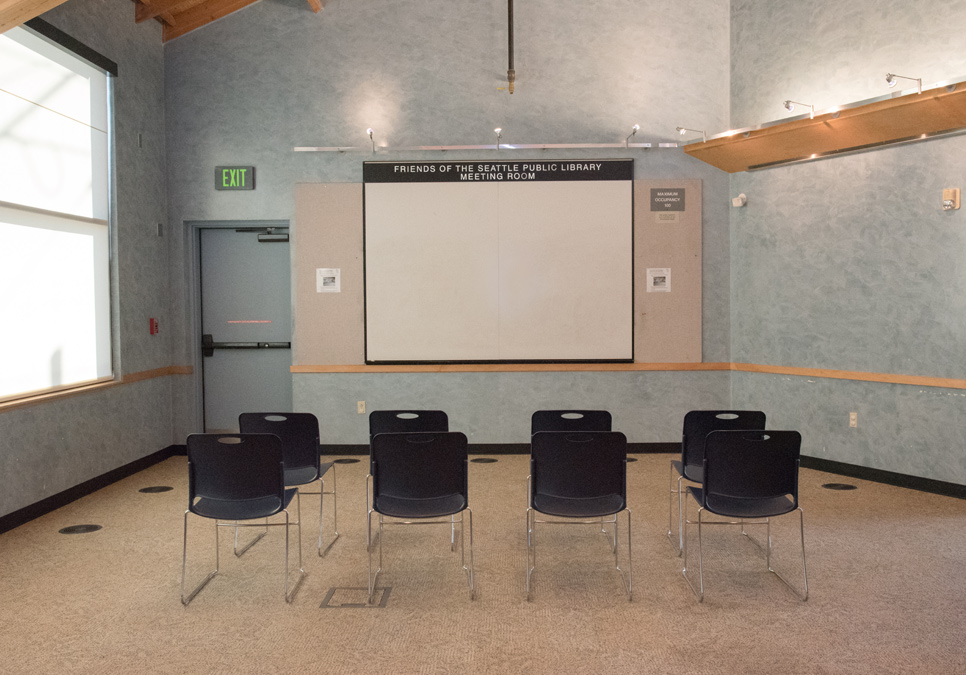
0,0,69,34
161,0,258,42
134,0,203,24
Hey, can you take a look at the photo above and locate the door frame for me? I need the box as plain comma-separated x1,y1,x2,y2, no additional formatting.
186,219,291,433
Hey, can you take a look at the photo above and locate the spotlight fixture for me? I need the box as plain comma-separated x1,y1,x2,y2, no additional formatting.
885,73,922,95
494,127,503,150
625,124,640,148
366,128,375,153
783,100,814,119
675,126,707,143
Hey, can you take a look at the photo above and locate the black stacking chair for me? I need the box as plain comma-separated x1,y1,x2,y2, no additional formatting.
369,410,449,441
527,431,631,601
681,429,808,602
367,410,450,549
367,431,474,603
668,410,766,555
238,412,338,557
181,433,304,605
530,409,612,434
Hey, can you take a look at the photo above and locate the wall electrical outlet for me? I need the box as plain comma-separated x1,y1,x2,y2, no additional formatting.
849,412,857,428
357,400,366,414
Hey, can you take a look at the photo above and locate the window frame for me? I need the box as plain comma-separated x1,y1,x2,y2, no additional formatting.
0,21,118,405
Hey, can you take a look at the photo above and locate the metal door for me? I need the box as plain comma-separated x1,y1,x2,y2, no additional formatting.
200,226,292,432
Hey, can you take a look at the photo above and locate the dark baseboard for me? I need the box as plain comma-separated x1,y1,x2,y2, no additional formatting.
801,456,966,500
0,445,182,535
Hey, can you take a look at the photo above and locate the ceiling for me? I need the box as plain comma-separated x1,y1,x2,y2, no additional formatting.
0,0,322,41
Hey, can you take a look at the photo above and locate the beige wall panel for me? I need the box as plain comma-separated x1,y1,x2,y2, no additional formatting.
634,179,702,363
294,183,364,365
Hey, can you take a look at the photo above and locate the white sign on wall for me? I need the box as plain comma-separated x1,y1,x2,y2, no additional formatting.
646,268,670,292
316,268,340,293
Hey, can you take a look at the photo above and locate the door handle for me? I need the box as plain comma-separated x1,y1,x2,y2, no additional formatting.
202,334,290,357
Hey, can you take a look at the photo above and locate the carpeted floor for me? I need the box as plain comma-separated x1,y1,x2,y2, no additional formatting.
1,453,964,674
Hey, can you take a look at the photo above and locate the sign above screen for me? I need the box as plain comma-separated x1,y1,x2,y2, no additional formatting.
363,160,633,183
363,159,634,364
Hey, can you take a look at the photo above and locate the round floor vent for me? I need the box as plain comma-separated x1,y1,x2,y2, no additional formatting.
470,458,498,463
333,458,361,464
59,524,102,534
822,482,858,490
139,486,173,493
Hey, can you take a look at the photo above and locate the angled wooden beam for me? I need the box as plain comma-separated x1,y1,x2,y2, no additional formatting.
134,0,202,24
162,0,258,42
0,0,70,34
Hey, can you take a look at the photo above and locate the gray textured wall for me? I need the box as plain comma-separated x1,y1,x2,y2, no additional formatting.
0,0,174,517
729,0,966,482
731,0,966,129
163,0,735,442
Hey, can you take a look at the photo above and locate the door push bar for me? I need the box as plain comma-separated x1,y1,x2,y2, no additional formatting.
202,334,291,357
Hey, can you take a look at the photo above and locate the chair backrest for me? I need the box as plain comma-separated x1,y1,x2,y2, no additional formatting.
530,410,612,435
238,412,320,472
530,431,627,507
681,410,766,468
370,432,468,505
369,410,449,437
703,429,801,505
186,433,285,513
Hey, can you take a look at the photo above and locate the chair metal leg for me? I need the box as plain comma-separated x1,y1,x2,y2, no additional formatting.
284,493,306,603
766,508,809,601
368,511,383,604
525,506,535,601
614,508,632,601
181,510,220,606
462,508,475,599
318,468,341,557
667,461,679,553
681,494,706,602
233,518,268,557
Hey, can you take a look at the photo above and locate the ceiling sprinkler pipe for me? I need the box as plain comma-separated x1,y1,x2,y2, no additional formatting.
507,0,515,93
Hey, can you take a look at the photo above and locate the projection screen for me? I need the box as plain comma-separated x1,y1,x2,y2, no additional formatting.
363,159,633,363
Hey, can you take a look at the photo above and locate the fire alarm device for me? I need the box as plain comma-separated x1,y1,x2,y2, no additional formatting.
149,318,159,335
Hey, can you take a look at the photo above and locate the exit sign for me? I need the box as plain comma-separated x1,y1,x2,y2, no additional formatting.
215,166,255,190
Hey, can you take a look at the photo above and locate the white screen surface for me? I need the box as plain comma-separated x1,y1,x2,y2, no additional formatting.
364,160,633,362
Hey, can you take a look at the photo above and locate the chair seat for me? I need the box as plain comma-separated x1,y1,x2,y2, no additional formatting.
533,493,625,518
689,487,795,519
191,487,298,521
285,465,320,487
284,462,334,489
671,459,703,483
374,493,467,518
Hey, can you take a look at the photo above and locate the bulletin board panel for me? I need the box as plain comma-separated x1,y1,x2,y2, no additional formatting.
292,176,700,368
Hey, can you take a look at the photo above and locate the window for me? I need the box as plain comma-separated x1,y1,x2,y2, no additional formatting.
0,25,113,402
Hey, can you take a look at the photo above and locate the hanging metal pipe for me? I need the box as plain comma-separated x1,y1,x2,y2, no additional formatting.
507,0,515,94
